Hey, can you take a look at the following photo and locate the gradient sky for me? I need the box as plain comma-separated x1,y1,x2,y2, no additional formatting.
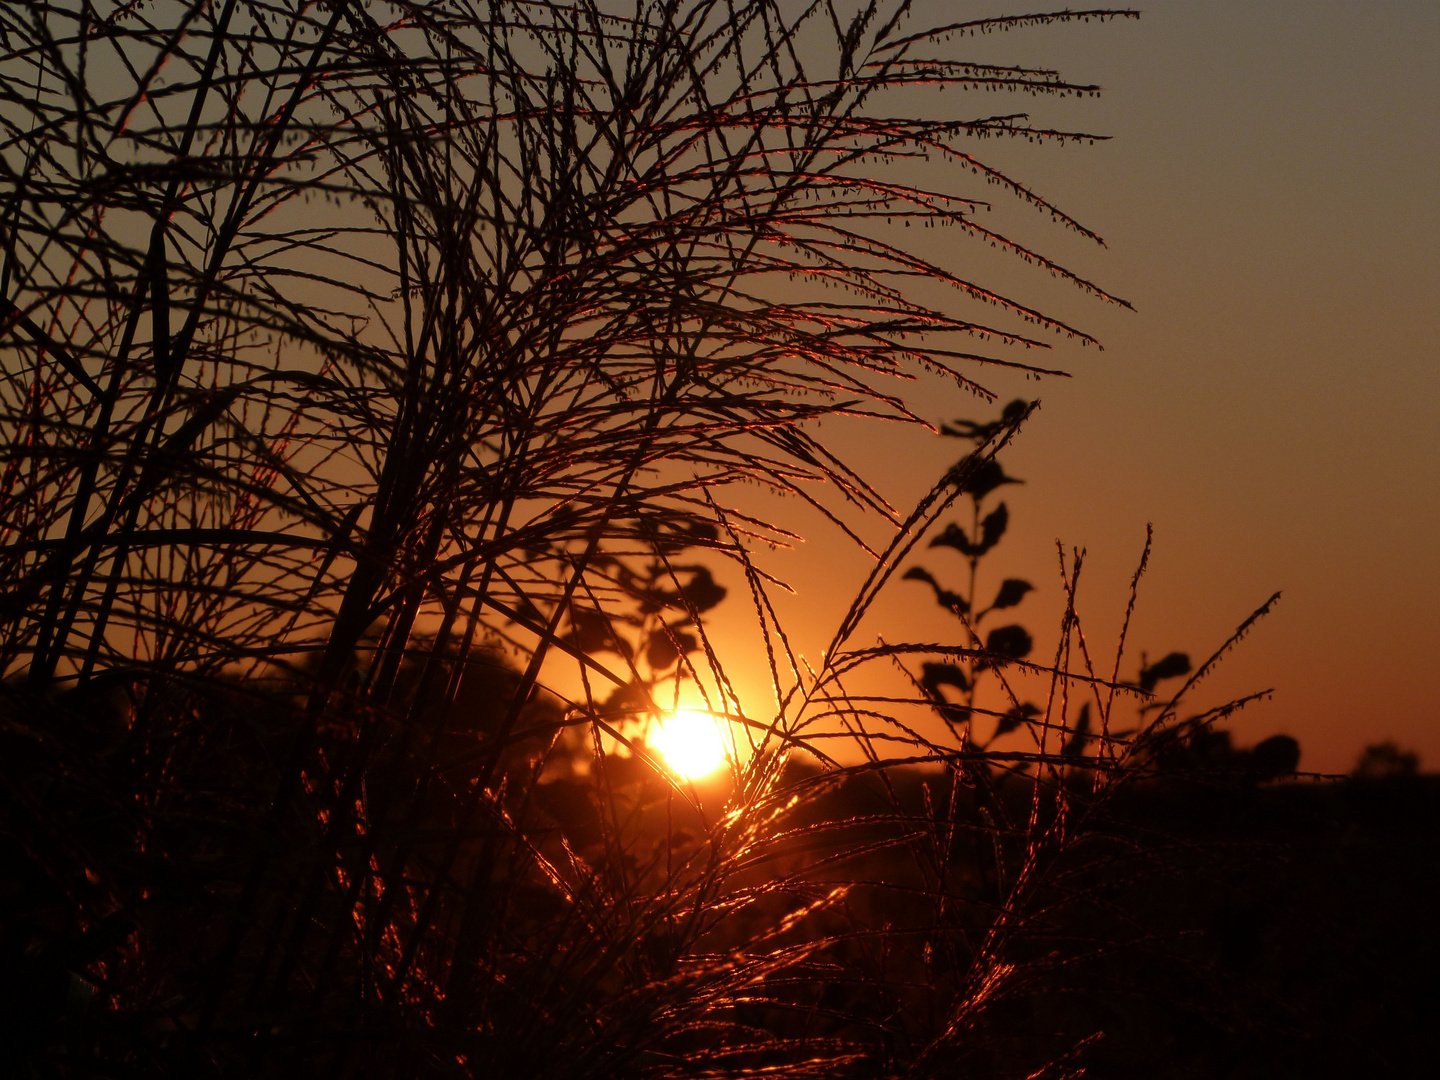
703,1,1439,775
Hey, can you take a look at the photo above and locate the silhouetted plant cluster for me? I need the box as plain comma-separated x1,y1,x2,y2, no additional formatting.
0,3,1301,1078
1352,740,1419,780
904,398,1042,748
900,401,1233,772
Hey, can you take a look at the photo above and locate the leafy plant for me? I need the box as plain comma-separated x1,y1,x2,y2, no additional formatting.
903,397,1041,748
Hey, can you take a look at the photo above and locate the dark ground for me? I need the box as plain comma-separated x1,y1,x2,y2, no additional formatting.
1045,773,1440,1078
777,761,1440,1079
4,751,1437,1078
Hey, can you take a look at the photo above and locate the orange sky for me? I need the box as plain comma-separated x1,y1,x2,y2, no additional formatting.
35,0,1432,775
691,1,1439,775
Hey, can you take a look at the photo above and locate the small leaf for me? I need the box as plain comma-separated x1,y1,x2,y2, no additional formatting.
957,458,1019,500
988,577,1032,611
565,609,631,657
995,701,1040,737
978,503,1008,550
903,565,969,614
642,565,727,616
677,565,726,614
999,398,1029,425
643,518,720,555
683,520,719,547
984,624,1032,661
921,661,970,698
929,522,979,557
934,588,969,616
600,680,651,720
1139,651,1190,693
931,506,1009,559
646,630,696,670
921,662,971,726
939,400,1029,443
1062,703,1091,760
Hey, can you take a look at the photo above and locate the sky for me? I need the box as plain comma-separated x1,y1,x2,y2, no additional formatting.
26,0,1433,774
705,1,1440,775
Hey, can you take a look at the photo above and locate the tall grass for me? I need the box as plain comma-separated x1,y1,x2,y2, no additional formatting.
0,3,1277,1076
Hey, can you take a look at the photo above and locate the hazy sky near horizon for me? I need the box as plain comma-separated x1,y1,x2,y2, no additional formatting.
712,0,1439,774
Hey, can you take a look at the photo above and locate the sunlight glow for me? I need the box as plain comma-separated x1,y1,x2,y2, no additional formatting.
653,709,728,780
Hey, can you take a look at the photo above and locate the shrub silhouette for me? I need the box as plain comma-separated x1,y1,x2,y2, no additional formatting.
1354,740,1420,779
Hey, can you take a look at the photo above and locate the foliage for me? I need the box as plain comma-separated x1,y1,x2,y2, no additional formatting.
903,397,1040,747
1353,740,1419,780
0,3,1282,1077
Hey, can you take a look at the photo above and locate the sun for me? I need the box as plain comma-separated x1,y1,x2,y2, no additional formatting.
651,709,728,780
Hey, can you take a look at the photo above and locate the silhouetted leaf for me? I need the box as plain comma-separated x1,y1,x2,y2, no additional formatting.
682,520,719,548
935,589,969,616
599,680,652,720
647,633,676,669
903,565,969,615
995,701,1040,737
929,505,1007,559
1062,703,1091,760
564,609,631,657
939,399,1031,443
678,565,726,614
921,661,970,699
929,522,979,556
638,517,721,555
979,503,1008,549
1139,651,1191,693
640,565,727,617
984,624,1032,662
956,459,1019,500
921,662,972,726
988,577,1033,611
932,505,1009,560
646,629,697,669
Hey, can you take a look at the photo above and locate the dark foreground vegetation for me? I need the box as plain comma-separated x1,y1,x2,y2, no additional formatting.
6,1,1426,1077
1089,769,1440,1078
6,710,1437,1078
738,757,1440,1080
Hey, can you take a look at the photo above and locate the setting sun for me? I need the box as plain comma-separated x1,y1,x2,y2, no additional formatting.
652,709,729,780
